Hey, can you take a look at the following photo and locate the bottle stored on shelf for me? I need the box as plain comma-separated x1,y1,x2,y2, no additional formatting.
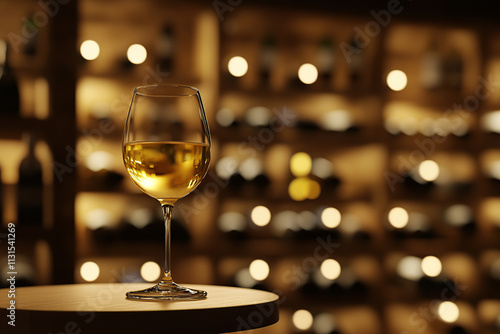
444,48,463,91
421,39,443,90
0,40,20,115
259,35,276,86
17,133,43,226
316,36,335,87
347,37,363,87
23,14,39,56
156,25,175,73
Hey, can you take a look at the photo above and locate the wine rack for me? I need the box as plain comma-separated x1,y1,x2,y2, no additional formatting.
2,0,500,333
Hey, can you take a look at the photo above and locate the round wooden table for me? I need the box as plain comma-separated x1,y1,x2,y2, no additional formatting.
0,283,280,333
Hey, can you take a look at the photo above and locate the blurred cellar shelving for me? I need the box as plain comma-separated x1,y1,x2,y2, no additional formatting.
2,0,500,333
0,0,77,285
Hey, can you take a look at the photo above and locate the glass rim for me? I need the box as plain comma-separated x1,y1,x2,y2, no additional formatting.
134,84,200,97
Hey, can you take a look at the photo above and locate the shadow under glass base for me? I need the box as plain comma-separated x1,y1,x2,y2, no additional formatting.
126,281,207,300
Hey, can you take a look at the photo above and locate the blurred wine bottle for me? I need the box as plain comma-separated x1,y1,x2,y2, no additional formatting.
0,40,20,115
316,36,335,88
23,14,39,56
17,133,43,226
421,39,443,90
259,35,276,86
347,38,363,87
445,48,463,91
157,25,174,73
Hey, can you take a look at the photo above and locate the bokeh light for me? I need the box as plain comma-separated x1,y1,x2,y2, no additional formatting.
321,207,341,228
438,301,460,323
290,152,312,177
85,209,112,230
85,151,113,172
218,211,246,232
313,313,336,334
397,256,423,281
311,158,332,179
239,158,263,180
388,207,409,229
215,156,238,180
444,204,473,227
386,70,408,91
80,40,100,60
80,261,100,282
292,309,314,330
251,205,271,227
298,63,318,84
127,208,153,229
245,106,271,127
421,256,442,277
140,261,161,282
481,111,500,134
322,110,352,132
215,108,235,127
228,56,248,77
127,44,147,64
418,160,440,182
320,259,341,280
249,259,270,281
234,268,257,288
288,177,321,201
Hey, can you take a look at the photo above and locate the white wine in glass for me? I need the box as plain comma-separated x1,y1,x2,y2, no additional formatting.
122,84,211,300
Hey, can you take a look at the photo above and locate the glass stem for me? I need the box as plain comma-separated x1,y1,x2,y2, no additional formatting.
161,204,174,284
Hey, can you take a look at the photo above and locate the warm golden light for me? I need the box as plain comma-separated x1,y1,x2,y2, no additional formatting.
85,151,113,172
444,204,472,227
438,301,460,323
127,44,147,64
386,70,408,91
140,261,161,282
421,256,442,277
80,40,100,60
307,179,321,200
227,56,248,77
320,259,341,280
322,110,352,131
388,207,409,228
234,268,257,288
313,313,336,334
239,158,262,180
85,209,112,230
251,205,271,227
481,111,500,134
288,177,321,201
298,63,318,84
80,261,100,282
418,160,440,182
215,156,238,180
249,259,270,281
397,256,423,281
321,207,341,228
215,108,235,127
311,158,332,179
218,212,246,232
292,309,314,331
290,152,312,177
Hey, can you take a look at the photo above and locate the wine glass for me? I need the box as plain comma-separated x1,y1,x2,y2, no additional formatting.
122,84,211,300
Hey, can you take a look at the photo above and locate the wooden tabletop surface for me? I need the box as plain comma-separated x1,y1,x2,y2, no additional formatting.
0,283,280,334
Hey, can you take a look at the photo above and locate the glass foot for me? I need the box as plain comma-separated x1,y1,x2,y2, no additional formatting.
126,281,207,300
